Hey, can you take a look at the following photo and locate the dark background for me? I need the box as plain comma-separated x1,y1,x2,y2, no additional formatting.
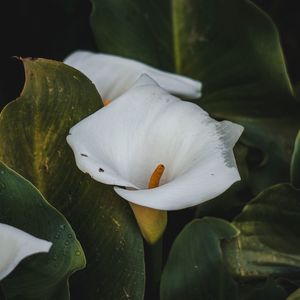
0,0,299,108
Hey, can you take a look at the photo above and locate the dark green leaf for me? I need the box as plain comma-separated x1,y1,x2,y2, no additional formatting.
287,288,300,300
223,184,300,280
0,161,85,299
0,58,145,300
160,217,239,300
239,279,288,300
174,0,299,193
174,0,292,97
90,0,174,71
90,0,300,194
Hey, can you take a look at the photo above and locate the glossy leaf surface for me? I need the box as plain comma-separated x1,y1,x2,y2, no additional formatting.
0,59,145,300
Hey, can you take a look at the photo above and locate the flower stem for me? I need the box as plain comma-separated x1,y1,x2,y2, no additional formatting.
144,237,163,299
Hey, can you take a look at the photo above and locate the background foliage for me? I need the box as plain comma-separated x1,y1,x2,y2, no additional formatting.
1,0,300,108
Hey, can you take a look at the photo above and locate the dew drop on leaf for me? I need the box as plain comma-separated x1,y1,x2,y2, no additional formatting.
0,181,6,191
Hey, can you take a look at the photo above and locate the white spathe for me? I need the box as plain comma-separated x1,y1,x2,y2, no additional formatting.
0,223,52,280
67,75,243,211
64,50,201,100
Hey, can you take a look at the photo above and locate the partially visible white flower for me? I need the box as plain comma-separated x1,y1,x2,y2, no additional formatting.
67,75,243,211
64,50,201,100
0,223,52,280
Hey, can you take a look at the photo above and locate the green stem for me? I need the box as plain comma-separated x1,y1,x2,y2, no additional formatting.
145,237,163,299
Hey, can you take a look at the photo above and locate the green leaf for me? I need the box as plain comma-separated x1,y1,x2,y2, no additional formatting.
223,184,300,280
239,279,288,300
0,161,85,299
160,217,239,300
0,58,145,299
291,130,300,188
90,0,300,194
174,0,292,96
90,0,292,97
90,0,174,71
287,288,300,300
173,0,299,193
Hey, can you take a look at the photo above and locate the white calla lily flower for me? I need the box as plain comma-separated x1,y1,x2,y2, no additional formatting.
64,50,201,100
67,75,243,211
0,223,52,280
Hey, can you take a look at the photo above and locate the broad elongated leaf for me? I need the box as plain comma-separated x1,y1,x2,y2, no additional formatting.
91,0,292,99
173,0,292,97
90,0,300,194
169,0,300,193
0,58,145,300
287,288,300,300
0,161,85,299
160,217,239,300
90,0,174,71
223,184,300,280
